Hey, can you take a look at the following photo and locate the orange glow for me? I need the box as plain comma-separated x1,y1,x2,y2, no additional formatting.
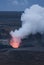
10,37,21,48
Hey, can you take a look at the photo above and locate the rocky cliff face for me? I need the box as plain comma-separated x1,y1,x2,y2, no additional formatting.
21,33,44,47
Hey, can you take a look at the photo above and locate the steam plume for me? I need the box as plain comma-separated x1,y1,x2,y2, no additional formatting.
10,4,44,39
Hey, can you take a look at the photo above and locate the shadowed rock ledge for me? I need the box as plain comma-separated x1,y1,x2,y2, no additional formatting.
0,47,44,65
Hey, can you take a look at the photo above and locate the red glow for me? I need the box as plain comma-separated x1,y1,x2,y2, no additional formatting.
10,37,21,48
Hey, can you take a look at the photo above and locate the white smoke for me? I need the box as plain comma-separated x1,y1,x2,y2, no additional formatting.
10,4,44,39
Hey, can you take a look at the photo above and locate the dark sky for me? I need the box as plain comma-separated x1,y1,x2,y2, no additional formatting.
0,0,44,11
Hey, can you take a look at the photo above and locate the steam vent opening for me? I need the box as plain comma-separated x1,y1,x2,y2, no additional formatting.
10,37,21,48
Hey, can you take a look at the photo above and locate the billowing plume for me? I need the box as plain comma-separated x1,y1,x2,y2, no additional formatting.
10,4,44,39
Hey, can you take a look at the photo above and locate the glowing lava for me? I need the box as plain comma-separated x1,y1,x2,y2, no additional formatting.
10,37,21,48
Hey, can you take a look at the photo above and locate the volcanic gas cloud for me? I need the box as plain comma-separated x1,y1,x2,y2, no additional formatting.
10,4,44,48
